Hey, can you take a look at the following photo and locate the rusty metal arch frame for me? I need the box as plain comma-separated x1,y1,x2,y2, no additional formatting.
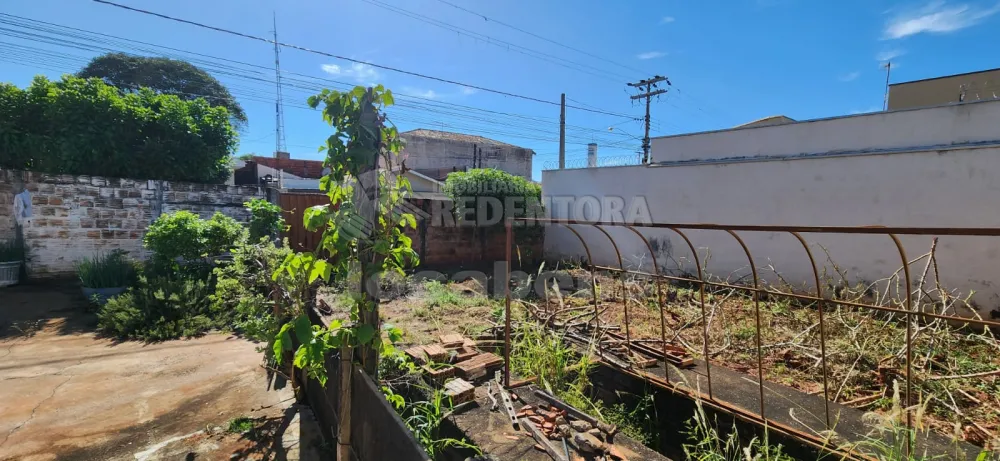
623,225,672,383
787,231,832,429
887,234,914,457
724,230,768,423
662,227,714,400
591,225,631,354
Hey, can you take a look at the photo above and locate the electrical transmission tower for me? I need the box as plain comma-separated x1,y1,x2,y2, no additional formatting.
628,76,670,163
272,13,287,156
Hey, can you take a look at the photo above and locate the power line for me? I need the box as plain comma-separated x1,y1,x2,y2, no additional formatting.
431,0,647,77
90,0,638,119
0,15,642,142
356,0,632,82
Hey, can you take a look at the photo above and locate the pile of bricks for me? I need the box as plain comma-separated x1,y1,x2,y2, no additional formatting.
404,333,505,404
516,402,630,461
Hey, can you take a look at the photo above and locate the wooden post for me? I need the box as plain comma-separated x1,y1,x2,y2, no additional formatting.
355,87,383,378
337,345,353,461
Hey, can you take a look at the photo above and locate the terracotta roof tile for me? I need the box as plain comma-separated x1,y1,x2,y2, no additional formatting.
252,156,326,179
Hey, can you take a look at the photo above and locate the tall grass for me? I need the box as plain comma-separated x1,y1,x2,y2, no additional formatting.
78,250,137,288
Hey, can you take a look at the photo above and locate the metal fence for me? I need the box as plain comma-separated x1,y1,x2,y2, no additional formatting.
541,154,644,170
502,218,1000,458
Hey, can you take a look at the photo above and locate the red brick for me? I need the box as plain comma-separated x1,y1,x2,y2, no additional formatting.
87,230,101,239
48,197,63,205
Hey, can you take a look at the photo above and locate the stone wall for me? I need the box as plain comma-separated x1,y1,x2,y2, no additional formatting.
0,169,263,277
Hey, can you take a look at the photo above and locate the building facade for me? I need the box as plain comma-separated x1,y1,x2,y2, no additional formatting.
399,129,534,180
888,68,1000,110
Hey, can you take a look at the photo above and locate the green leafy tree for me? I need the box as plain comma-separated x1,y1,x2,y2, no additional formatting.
0,75,236,182
270,85,417,389
78,53,247,128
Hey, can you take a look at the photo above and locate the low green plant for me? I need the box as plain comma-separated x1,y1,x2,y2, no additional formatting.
683,397,795,461
77,250,137,288
212,238,294,348
384,386,481,458
226,416,255,434
144,211,247,268
244,198,284,241
97,276,219,341
0,239,24,262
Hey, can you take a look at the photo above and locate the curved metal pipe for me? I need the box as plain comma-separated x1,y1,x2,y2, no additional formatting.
593,225,631,359
624,225,671,383
787,231,831,429
664,227,713,399
560,225,602,347
887,234,914,457
724,230,767,422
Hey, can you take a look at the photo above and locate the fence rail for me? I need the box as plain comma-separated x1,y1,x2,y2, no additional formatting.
503,218,1000,459
542,154,644,170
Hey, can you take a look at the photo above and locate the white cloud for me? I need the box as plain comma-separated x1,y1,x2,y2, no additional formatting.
660,16,675,24
459,86,477,96
883,1,1000,39
636,51,667,60
839,71,861,82
875,48,906,62
407,88,439,99
320,62,381,84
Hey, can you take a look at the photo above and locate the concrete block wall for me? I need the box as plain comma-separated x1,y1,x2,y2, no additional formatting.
0,169,263,277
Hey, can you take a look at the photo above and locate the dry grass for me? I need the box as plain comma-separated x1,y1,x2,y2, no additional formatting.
541,266,1000,450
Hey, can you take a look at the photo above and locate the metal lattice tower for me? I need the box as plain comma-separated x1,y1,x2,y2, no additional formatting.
272,13,287,156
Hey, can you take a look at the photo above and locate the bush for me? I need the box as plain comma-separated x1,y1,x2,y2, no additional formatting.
77,250,137,288
97,276,219,341
144,211,247,267
244,198,284,241
0,75,237,183
211,238,293,344
443,169,543,225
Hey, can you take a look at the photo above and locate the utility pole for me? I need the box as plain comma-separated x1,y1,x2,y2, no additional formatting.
559,93,566,170
882,61,892,111
628,76,670,163
273,13,287,156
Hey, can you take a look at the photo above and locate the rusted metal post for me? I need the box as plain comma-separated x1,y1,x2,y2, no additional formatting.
725,230,767,422
788,231,831,429
593,225,631,362
504,217,513,388
666,227,712,399
625,226,671,383
560,225,601,349
888,234,914,457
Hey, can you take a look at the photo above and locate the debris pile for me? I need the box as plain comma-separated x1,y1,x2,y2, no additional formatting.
511,389,631,461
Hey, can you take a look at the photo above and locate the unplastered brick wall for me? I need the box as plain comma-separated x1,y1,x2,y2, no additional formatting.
0,169,264,277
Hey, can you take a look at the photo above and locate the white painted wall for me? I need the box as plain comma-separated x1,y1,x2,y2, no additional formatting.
543,102,1000,313
651,99,1000,163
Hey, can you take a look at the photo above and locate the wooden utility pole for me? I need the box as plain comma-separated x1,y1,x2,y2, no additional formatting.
628,76,669,163
356,87,382,378
558,93,566,170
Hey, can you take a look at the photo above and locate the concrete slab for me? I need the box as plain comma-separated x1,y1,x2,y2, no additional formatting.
0,283,314,461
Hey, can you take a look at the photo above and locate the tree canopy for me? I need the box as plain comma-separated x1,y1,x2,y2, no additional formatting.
77,53,247,129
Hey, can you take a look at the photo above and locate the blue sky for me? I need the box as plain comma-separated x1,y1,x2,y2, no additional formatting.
3,0,1000,180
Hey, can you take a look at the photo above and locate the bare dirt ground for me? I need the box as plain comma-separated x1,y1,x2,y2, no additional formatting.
0,283,320,461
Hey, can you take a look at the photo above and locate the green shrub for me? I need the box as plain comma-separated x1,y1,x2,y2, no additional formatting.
97,276,219,341
244,198,284,240
77,250,137,288
202,212,248,255
144,211,247,267
0,75,237,183
211,238,293,345
0,239,24,262
443,168,543,225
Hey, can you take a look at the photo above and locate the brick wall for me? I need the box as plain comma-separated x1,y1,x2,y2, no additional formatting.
406,198,542,268
0,169,264,277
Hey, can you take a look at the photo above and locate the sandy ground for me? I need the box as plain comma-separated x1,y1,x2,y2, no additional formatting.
0,283,316,461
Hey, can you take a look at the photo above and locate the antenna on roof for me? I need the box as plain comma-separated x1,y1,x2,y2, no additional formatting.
881,61,892,111
273,12,287,157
